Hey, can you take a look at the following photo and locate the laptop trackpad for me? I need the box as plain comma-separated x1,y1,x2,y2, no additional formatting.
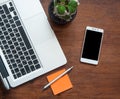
23,13,54,47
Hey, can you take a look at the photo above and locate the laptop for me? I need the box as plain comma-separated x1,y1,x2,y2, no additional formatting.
0,0,67,89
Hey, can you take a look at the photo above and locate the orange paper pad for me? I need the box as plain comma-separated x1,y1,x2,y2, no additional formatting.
47,69,73,95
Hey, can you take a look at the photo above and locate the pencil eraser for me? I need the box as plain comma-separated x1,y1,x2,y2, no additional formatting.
47,69,73,95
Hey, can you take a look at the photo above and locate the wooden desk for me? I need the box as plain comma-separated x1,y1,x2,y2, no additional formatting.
0,0,120,99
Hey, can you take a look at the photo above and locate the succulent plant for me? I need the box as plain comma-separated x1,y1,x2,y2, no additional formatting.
53,0,79,21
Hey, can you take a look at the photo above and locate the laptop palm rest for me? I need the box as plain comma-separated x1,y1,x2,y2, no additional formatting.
23,13,54,47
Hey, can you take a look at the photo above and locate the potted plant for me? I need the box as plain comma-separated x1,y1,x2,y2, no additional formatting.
48,0,80,25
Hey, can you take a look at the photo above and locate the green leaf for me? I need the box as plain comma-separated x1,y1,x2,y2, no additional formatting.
63,15,71,21
68,6,76,13
68,0,77,8
57,5,66,15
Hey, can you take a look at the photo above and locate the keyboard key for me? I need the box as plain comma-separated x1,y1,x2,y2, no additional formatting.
35,64,41,69
10,45,14,49
13,28,18,33
28,61,32,65
18,64,23,68
20,68,26,75
6,36,10,40
10,33,14,37
2,27,6,31
16,46,21,51
26,56,31,61
29,49,34,55
9,65,12,69
9,19,14,24
8,54,13,59
16,33,20,37
0,22,4,26
0,45,4,50
14,42,19,46
6,49,11,54
25,65,31,73
12,37,17,42
7,59,12,64
11,70,15,74
3,50,6,55
13,74,17,79
18,51,23,56
1,14,6,19
15,20,21,26
14,54,19,59
5,55,8,60
9,7,14,12
0,31,2,35
20,56,25,60
9,2,13,6
8,40,12,45
4,19,8,23
7,14,12,19
3,4,9,14
17,37,22,42
16,73,21,77
11,24,16,28
0,17,2,21
12,63,17,68
0,10,4,14
6,23,10,28
14,68,19,73
20,42,24,47
0,35,5,40
18,26,32,49
16,59,21,63
10,58,15,63
33,59,38,64
4,31,8,35
12,49,16,54
8,28,12,32
22,60,27,65
13,11,17,15
24,51,28,56
22,47,26,51
13,16,18,21
2,40,7,44
30,65,35,71
4,44,9,49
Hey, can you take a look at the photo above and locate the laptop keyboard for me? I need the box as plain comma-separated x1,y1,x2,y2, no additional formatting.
0,1,41,79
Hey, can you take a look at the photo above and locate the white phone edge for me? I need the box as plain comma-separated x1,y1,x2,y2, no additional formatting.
80,26,104,65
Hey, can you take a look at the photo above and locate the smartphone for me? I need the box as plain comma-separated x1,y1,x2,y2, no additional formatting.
80,26,104,65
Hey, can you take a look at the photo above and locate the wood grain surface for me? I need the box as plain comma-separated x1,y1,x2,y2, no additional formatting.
0,0,120,99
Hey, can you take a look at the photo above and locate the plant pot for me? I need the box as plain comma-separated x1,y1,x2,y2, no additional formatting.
48,0,77,25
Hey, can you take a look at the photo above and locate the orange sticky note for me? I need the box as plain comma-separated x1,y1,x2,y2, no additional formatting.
47,69,73,95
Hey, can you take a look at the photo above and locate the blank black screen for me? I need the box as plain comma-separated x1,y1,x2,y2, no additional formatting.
82,30,102,60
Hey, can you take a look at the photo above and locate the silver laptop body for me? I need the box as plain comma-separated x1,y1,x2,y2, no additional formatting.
0,0,67,89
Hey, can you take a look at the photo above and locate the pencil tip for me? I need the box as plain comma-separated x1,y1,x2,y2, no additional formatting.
71,66,74,69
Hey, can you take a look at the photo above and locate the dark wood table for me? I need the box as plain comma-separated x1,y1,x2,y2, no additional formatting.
0,0,120,99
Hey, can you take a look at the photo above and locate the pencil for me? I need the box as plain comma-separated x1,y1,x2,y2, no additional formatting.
42,66,73,90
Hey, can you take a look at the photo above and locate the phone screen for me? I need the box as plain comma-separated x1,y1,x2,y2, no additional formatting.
82,30,103,60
